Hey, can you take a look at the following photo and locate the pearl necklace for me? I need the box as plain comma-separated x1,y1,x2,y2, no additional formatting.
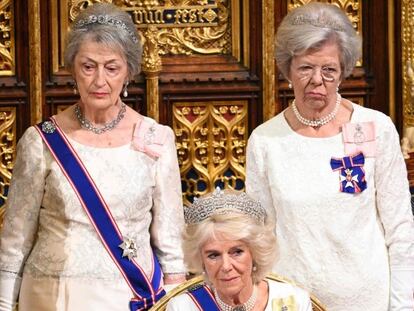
292,93,341,128
75,102,126,134
213,285,257,311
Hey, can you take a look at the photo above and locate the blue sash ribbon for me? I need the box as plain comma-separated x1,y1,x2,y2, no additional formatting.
187,285,220,311
35,119,165,310
330,152,367,193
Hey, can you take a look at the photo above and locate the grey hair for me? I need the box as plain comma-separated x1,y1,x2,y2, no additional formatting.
182,212,277,284
64,3,143,79
275,2,362,79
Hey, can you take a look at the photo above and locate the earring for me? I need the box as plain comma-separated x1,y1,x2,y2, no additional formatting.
73,81,78,95
123,81,129,97
252,265,257,272
288,82,292,89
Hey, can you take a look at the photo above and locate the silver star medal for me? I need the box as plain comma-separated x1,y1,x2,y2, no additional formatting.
119,237,138,260
340,168,359,188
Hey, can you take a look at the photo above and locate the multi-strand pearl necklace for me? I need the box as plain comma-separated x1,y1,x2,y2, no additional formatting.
292,93,341,128
213,285,257,311
75,102,126,134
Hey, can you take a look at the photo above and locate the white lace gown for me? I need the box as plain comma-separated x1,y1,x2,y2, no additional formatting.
166,279,312,311
246,104,414,311
0,117,185,311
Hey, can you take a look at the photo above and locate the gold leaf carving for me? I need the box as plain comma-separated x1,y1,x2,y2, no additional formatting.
173,101,247,205
142,26,162,73
0,108,16,226
402,0,414,127
155,0,230,55
69,0,112,21
0,0,14,75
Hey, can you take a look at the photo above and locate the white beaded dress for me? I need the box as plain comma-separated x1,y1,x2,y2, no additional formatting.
246,104,414,311
0,116,185,311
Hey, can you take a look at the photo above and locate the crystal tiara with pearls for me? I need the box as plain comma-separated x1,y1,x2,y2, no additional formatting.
73,14,139,43
184,188,266,225
291,14,345,32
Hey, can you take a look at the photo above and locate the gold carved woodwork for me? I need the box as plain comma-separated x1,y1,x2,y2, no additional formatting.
142,26,162,120
173,101,247,205
0,0,15,76
0,108,16,227
29,0,43,124
263,0,276,120
402,0,414,129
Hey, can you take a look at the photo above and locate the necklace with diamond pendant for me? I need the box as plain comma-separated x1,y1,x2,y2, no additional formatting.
75,102,126,134
292,93,341,128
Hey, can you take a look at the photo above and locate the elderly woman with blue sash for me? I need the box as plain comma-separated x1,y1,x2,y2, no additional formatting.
0,3,185,310
166,189,312,311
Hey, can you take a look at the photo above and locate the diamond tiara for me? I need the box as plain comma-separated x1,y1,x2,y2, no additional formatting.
291,14,345,32
184,188,267,225
73,14,139,43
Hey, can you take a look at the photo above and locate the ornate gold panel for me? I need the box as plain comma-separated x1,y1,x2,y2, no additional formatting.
0,0,15,76
173,101,247,204
0,107,16,227
402,0,414,129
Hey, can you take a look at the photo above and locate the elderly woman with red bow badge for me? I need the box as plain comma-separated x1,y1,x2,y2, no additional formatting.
246,3,414,311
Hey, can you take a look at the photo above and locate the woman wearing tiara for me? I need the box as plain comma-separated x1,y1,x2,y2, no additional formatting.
246,2,413,311
167,189,312,311
0,3,185,311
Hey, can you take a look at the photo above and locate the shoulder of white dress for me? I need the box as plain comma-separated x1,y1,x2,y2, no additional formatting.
251,113,284,136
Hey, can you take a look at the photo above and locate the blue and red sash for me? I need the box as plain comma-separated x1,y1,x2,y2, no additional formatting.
35,119,165,310
187,285,220,311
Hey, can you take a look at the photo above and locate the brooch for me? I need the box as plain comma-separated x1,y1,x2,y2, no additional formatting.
330,152,367,193
41,121,56,134
342,121,376,157
119,237,138,261
272,295,297,311
132,118,168,159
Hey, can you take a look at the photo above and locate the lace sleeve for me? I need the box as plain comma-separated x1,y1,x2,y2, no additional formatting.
374,116,414,309
245,131,276,225
0,127,47,309
150,126,185,275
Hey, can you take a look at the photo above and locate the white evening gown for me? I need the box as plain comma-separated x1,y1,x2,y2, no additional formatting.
0,117,185,311
246,104,414,311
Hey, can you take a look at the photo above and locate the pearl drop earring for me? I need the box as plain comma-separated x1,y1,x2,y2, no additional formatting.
73,81,78,95
123,81,129,97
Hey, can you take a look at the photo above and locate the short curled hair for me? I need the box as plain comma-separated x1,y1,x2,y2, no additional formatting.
275,2,362,79
64,3,143,79
182,212,277,284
